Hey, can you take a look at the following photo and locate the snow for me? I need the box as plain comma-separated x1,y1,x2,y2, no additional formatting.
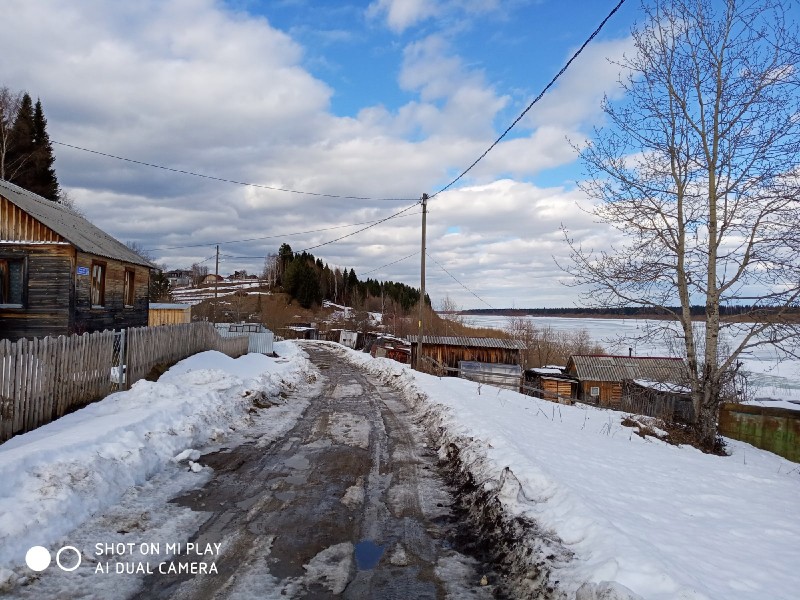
332,343,800,600
742,398,800,412
0,342,313,588
1,338,798,600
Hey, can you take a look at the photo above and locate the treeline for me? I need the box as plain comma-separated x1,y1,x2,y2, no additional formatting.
269,244,427,311
460,306,798,318
0,86,60,200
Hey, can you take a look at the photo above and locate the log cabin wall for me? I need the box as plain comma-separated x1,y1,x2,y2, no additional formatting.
579,380,622,407
0,244,74,340
73,251,149,333
413,343,521,370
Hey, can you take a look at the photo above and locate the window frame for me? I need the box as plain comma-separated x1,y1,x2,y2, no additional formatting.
0,256,27,308
589,386,600,397
90,261,106,307
123,268,135,308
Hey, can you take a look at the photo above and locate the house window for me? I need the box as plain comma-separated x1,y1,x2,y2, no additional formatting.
0,258,25,306
91,262,106,307
124,269,135,307
590,386,600,397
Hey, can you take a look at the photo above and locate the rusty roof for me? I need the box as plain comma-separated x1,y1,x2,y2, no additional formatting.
566,354,686,383
0,178,153,268
407,336,526,350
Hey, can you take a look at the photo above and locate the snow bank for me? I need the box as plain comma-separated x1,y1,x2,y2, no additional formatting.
0,342,311,579
329,342,800,600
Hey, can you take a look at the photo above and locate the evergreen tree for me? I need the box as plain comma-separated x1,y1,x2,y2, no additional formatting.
5,94,60,200
31,99,60,200
5,93,34,185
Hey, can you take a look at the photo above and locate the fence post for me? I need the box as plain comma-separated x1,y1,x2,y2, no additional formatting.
119,329,128,391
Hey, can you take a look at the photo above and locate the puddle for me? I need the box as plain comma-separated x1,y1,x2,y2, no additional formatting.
354,540,385,570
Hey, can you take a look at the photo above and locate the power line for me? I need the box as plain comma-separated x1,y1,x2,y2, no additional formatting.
426,252,495,309
361,251,420,276
299,201,422,253
52,140,417,202
430,0,627,199
147,212,421,251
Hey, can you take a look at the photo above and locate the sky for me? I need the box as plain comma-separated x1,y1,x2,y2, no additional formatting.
0,0,644,309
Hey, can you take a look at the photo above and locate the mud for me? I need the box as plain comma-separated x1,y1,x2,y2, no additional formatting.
131,346,500,599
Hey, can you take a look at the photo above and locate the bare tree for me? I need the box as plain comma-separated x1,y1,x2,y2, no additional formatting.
563,0,800,449
0,86,21,180
507,318,603,370
57,189,84,217
262,253,280,288
190,262,209,287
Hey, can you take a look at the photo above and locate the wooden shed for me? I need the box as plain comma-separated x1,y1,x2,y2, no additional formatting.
565,354,687,408
525,367,578,403
0,179,153,341
370,335,411,364
149,303,192,326
408,335,525,372
621,379,694,422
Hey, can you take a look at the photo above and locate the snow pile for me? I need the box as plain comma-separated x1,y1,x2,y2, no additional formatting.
0,342,311,580
331,343,800,600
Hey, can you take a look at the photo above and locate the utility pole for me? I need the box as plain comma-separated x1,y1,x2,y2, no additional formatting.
417,193,428,370
213,245,220,324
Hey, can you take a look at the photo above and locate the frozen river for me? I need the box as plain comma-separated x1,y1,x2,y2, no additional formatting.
462,314,800,404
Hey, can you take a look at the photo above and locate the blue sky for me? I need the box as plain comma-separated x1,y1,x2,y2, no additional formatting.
0,0,643,309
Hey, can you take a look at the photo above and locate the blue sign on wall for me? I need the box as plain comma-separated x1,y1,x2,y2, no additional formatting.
76,266,89,276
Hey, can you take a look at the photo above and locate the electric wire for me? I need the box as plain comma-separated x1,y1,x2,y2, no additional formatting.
426,252,495,310
361,251,420,276
429,0,627,199
298,201,422,253
147,212,421,251
52,140,417,202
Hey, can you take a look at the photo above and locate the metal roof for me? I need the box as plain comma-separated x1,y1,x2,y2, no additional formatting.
407,335,526,350
0,178,153,268
567,354,686,383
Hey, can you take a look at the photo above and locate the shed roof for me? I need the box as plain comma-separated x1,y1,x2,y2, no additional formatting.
407,335,526,350
149,303,192,310
567,354,686,383
0,179,153,268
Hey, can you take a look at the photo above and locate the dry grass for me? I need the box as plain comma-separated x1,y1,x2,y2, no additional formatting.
620,414,727,455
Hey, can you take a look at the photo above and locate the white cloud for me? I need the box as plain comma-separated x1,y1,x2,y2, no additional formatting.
0,0,630,308
367,0,441,33
366,0,505,34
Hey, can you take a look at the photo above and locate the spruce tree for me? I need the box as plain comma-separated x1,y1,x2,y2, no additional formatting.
5,94,60,201
5,93,34,185
31,99,60,200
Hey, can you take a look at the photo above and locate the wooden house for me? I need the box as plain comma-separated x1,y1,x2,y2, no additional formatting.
565,354,687,408
0,179,153,341
525,367,578,403
408,335,525,371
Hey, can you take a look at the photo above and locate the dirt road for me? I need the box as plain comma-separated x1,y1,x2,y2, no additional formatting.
132,345,497,599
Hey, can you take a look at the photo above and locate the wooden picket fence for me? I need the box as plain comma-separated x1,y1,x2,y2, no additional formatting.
0,322,248,443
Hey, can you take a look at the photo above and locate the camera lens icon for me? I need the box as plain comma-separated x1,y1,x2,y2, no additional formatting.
25,546,82,572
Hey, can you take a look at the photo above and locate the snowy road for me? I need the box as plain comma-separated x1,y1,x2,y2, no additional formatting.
124,346,495,598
